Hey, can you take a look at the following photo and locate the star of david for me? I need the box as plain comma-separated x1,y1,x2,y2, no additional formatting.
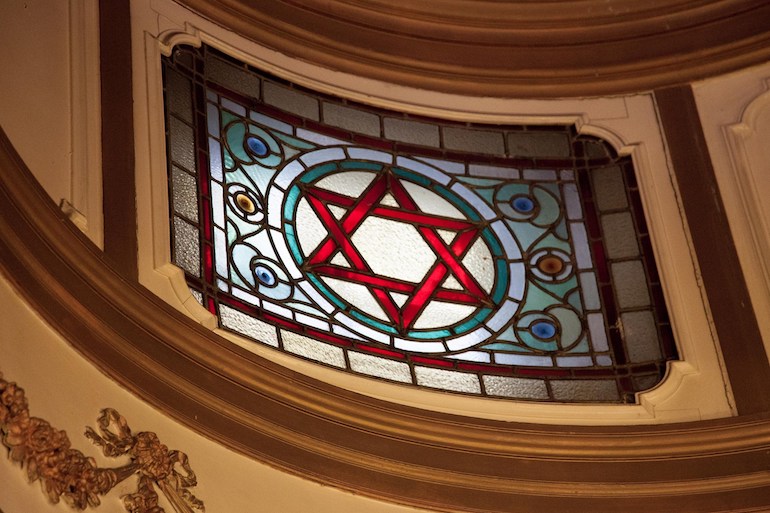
301,170,494,334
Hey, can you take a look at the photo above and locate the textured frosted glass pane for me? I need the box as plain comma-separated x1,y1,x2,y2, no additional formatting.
415,367,481,393
206,55,261,99
264,82,319,120
550,380,620,401
348,352,412,382
509,133,570,158
592,166,628,211
622,311,661,362
383,118,439,147
611,261,651,308
400,181,463,218
166,68,192,123
523,168,557,181
281,330,345,367
323,102,380,136
461,238,494,292
321,277,390,321
169,117,195,172
316,171,375,198
221,305,278,347
173,217,200,277
601,213,639,259
413,301,476,329
351,217,435,282
171,166,198,220
483,376,548,399
443,126,504,155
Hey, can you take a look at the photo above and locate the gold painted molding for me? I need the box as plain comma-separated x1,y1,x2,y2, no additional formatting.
0,374,203,513
175,0,770,98
2,124,770,512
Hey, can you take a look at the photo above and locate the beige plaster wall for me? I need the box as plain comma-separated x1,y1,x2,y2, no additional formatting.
0,275,422,513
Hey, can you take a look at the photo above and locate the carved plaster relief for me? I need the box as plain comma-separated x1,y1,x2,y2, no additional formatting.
0,374,203,513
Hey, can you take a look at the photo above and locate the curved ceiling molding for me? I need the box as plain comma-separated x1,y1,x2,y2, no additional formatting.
3,121,770,511
178,0,770,97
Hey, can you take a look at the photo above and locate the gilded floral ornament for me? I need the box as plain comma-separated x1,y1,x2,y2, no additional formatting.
0,374,204,513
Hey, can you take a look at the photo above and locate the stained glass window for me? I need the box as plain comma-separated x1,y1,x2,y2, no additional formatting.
162,45,677,402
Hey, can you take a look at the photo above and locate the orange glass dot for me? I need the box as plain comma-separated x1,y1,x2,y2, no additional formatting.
236,193,256,213
538,255,564,275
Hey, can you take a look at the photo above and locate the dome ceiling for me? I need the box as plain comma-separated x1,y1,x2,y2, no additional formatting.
181,0,770,96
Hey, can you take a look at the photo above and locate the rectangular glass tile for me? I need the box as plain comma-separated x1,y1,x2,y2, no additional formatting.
494,354,553,366
414,366,481,393
587,313,610,351
212,181,225,228
592,166,628,211
169,117,196,172
349,352,412,382
601,212,640,259
172,216,200,277
415,157,465,175
550,379,620,402
206,55,262,99
220,305,279,347
579,272,601,310
468,164,519,179
171,166,198,220
282,330,346,367
523,168,557,181
166,68,192,123
231,286,260,306
611,261,651,308
563,182,582,220
208,138,223,182
570,222,592,269
621,311,661,362
483,375,548,399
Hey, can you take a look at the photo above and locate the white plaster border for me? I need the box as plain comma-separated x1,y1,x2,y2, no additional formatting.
694,65,770,363
130,0,735,425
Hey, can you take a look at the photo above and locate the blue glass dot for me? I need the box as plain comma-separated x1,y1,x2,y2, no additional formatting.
246,136,269,157
512,196,535,213
531,321,556,339
254,265,276,286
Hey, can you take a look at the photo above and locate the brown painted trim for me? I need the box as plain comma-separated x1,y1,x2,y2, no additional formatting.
655,85,770,415
99,0,137,279
174,0,770,98
3,127,770,511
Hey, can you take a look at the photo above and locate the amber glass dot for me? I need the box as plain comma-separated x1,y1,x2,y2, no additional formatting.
236,193,256,213
538,255,564,275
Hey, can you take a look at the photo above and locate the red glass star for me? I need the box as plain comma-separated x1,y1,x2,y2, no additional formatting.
302,171,492,333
